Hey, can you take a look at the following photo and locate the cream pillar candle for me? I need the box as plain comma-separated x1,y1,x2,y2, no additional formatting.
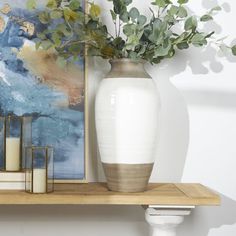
5,137,21,171
32,169,47,193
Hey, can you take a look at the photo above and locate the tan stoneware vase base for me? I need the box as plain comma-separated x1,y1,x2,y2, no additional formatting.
103,163,154,193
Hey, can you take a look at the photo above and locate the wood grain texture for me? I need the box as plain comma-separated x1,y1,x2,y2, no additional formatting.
0,183,220,205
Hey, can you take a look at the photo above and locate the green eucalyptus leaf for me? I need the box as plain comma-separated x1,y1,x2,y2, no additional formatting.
191,33,207,46
52,33,61,47
177,42,189,49
86,19,98,30
37,32,47,40
167,48,175,58
110,10,117,21
148,25,160,42
169,5,179,16
120,11,129,22
38,12,50,24
165,30,172,38
126,35,139,50
173,32,190,44
69,0,81,10
232,45,236,56
101,45,116,57
138,15,147,25
137,45,147,55
113,37,123,45
153,18,161,28
154,40,171,57
184,16,197,31
64,7,80,21
50,10,63,19
129,51,138,60
165,0,173,4
124,0,132,6
26,0,36,10
152,0,166,7
137,29,144,39
211,6,222,12
123,24,136,36
113,0,127,15
41,40,53,50
200,14,213,22
177,0,188,4
177,6,188,18
46,0,57,9
152,57,161,64
129,7,140,20
113,37,125,50
68,44,82,53
90,4,101,19
56,24,71,36
148,19,167,44
164,14,175,24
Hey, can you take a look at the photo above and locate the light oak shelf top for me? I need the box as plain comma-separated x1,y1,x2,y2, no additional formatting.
0,183,220,205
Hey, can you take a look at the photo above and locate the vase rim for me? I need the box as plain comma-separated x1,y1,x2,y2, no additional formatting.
106,58,151,79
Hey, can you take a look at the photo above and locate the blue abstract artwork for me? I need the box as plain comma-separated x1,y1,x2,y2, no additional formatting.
0,1,86,180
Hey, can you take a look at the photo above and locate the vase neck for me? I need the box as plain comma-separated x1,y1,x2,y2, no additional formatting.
105,59,151,79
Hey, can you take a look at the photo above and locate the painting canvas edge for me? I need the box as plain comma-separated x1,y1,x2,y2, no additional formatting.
55,53,89,184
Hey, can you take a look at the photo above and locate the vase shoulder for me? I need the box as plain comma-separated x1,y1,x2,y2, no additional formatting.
106,59,151,79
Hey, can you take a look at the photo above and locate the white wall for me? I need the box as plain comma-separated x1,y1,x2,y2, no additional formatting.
1,0,236,236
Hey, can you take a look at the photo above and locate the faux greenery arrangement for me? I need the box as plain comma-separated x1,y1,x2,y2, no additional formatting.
25,0,236,65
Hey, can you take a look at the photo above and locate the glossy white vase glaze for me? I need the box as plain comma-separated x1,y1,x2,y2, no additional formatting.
95,59,161,192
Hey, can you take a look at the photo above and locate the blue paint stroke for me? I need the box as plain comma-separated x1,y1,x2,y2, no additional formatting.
0,6,85,179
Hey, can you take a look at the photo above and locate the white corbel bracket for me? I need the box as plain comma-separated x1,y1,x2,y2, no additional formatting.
145,205,195,236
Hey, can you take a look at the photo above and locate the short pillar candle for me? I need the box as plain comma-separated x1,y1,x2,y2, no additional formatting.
25,146,54,194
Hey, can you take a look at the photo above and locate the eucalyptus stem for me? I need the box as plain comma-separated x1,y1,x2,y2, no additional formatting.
157,7,161,17
118,18,122,37
114,19,118,37
108,33,115,39
60,39,94,49
160,5,168,17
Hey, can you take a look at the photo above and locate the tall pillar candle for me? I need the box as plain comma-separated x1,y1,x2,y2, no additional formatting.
32,169,47,193
5,137,20,171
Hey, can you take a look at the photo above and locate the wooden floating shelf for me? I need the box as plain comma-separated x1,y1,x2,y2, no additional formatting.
0,183,220,205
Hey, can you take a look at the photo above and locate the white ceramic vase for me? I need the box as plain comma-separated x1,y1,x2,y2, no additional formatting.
95,59,161,192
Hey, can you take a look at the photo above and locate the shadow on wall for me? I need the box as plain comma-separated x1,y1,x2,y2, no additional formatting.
147,0,236,182
180,90,236,109
179,194,236,236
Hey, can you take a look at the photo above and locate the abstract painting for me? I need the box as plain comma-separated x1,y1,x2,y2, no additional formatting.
0,1,87,181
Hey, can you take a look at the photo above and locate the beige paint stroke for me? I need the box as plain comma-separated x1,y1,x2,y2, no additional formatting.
17,45,84,106
0,16,5,33
0,4,11,14
20,22,35,36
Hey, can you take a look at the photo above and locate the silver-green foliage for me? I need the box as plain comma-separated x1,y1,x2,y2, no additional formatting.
27,0,236,65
